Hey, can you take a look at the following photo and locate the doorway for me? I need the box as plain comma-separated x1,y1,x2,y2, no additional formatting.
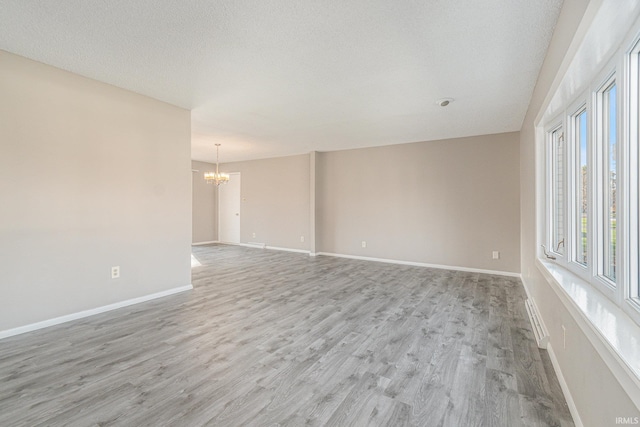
218,172,241,244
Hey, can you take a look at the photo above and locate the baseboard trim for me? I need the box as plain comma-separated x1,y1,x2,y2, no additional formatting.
241,242,266,249
237,242,310,254
213,244,520,276
315,252,521,278
547,343,584,427
192,240,219,246
0,284,193,340
266,245,310,254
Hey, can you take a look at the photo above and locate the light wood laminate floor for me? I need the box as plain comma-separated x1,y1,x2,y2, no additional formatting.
0,244,573,426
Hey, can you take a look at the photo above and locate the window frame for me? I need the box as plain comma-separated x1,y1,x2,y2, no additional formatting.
624,36,640,324
545,121,566,260
567,98,592,277
594,72,618,290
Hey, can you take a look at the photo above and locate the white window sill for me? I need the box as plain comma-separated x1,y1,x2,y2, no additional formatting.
536,258,640,407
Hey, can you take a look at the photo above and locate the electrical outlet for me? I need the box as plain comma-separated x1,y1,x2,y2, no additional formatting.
111,266,120,279
361,241,367,248
300,236,305,243
492,251,500,259
562,325,566,349
252,232,256,238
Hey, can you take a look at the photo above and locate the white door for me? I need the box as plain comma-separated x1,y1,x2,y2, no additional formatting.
218,172,241,244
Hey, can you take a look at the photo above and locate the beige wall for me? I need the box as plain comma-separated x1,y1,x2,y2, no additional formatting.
317,132,520,273
520,0,639,424
220,154,310,251
194,134,521,274
0,51,192,332
191,160,217,243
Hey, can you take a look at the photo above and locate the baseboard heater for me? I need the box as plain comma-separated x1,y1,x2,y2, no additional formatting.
245,242,266,249
525,298,549,349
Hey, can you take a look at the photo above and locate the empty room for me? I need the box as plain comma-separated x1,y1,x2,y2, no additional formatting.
1,0,639,426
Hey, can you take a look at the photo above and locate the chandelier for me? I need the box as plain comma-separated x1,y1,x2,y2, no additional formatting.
204,144,230,186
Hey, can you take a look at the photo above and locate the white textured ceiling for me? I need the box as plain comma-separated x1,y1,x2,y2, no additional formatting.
0,0,563,163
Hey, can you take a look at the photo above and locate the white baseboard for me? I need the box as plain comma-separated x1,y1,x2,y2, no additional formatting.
237,242,310,254
266,245,310,254
241,242,266,249
0,284,193,340
315,252,521,278
192,240,219,246
547,343,584,427
520,274,534,300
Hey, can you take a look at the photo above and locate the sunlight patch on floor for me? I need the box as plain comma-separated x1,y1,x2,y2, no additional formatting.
191,254,202,267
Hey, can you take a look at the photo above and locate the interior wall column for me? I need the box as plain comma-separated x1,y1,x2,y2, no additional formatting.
309,151,317,255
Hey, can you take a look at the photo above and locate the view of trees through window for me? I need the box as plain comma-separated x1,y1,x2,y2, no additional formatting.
551,128,565,255
603,83,617,281
577,110,588,266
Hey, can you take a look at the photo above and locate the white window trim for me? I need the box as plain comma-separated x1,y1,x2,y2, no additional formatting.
593,69,619,294
625,36,640,322
545,120,565,260
566,97,593,280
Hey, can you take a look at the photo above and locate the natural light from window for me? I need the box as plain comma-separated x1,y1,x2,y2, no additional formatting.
575,109,588,266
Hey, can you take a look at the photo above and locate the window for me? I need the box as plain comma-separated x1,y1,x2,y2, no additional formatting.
631,40,640,302
600,81,617,283
573,108,589,266
539,1,640,386
550,127,565,255
543,31,640,325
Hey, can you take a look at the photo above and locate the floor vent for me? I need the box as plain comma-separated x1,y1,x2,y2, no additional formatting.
525,298,549,349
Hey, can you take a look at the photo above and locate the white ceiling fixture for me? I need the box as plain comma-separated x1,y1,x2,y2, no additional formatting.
204,144,229,186
0,1,563,163
437,98,454,107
